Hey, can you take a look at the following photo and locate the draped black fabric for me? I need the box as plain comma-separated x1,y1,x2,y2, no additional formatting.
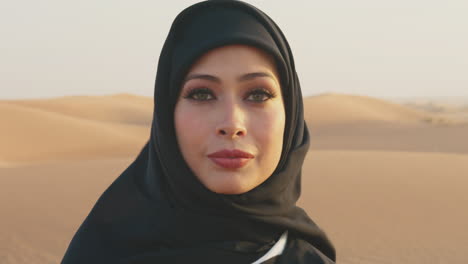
61,1,336,263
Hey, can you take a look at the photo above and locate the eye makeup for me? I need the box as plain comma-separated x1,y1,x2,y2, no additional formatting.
244,87,277,102
182,85,278,103
182,87,215,101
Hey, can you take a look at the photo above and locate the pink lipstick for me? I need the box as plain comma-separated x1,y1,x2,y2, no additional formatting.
207,149,254,169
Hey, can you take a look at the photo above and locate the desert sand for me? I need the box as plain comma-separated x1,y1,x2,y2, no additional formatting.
1,93,467,263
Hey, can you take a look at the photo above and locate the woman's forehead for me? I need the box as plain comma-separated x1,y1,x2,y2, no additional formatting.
185,44,279,78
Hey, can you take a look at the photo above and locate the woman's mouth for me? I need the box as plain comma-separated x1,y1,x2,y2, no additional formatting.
207,149,254,169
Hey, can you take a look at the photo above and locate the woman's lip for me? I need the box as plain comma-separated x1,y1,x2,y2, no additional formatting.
207,149,254,159
209,157,251,169
207,149,254,169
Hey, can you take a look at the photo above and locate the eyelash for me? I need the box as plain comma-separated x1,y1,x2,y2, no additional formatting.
182,87,277,102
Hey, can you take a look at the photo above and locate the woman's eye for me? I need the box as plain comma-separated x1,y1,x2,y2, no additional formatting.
183,88,215,101
192,92,214,101
245,88,275,102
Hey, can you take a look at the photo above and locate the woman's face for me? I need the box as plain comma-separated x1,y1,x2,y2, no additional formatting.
174,45,285,195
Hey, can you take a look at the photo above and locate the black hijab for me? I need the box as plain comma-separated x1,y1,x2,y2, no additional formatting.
62,1,336,263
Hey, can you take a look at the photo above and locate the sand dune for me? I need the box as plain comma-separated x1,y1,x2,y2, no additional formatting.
0,158,133,264
303,94,468,154
309,121,468,154
403,101,468,123
1,151,467,263
1,93,468,263
299,150,468,264
3,93,153,125
0,101,150,165
2,93,467,166
303,93,450,125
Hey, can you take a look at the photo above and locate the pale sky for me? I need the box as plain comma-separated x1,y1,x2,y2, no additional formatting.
1,0,467,99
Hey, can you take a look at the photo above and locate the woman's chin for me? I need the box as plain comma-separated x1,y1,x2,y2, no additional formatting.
201,173,257,195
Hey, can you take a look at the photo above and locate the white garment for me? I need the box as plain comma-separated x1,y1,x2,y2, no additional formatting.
251,231,288,264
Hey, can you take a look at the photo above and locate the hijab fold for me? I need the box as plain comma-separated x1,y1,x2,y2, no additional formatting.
62,1,336,263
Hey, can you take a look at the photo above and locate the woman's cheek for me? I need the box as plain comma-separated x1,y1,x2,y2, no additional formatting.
264,103,285,131
263,104,285,152
253,109,284,145
176,103,212,148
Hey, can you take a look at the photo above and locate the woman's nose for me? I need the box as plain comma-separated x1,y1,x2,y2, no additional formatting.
216,102,247,139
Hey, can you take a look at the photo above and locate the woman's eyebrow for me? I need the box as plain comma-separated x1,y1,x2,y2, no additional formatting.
238,72,274,82
183,74,220,85
183,72,274,85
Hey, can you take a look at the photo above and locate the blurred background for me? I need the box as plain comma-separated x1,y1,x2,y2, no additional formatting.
1,0,468,100
1,1,468,263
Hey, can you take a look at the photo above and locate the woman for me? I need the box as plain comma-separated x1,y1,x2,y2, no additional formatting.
62,1,336,263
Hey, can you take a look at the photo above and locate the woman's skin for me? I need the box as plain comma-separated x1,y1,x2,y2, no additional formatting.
174,44,285,195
